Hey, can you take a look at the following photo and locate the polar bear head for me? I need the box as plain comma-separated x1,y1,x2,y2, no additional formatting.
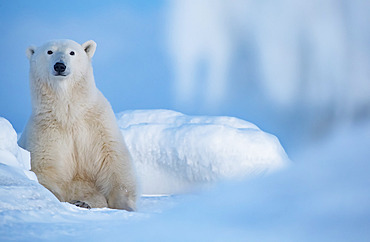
26,39,96,84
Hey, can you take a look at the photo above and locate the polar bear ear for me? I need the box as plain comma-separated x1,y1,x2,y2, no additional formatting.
26,46,36,60
82,40,97,59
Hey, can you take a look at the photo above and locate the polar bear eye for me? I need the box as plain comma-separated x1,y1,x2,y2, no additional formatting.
47,50,53,55
70,51,75,56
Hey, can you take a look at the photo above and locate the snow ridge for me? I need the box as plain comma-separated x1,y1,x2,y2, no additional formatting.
117,109,289,194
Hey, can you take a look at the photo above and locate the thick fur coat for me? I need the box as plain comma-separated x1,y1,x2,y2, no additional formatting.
19,39,137,211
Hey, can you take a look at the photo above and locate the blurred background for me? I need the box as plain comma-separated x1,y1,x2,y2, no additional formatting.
0,0,369,155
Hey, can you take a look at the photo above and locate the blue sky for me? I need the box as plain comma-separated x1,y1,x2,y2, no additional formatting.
0,0,172,132
1,0,369,153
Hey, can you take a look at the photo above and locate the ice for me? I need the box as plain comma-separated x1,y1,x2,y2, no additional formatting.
117,109,289,194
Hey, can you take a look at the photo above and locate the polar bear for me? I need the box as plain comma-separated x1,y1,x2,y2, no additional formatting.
18,39,137,211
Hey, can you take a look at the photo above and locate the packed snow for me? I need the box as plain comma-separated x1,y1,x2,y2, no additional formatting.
117,109,288,194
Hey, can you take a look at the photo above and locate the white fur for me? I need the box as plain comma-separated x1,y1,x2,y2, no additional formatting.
19,39,137,211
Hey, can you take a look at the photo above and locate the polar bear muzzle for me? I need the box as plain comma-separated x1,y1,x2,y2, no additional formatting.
54,62,66,76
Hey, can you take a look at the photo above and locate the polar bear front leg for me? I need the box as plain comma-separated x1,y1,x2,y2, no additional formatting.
107,183,136,211
66,178,108,209
96,158,137,211
33,169,66,202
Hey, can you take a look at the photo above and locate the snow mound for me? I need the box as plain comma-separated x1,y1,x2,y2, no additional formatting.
0,117,63,228
117,109,289,194
0,118,36,181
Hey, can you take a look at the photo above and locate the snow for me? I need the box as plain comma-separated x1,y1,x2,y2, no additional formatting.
0,111,293,240
0,118,36,181
1,1,369,240
117,109,289,194
0,113,369,240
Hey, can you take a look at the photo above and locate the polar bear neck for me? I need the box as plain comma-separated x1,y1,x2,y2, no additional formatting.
31,73,98,124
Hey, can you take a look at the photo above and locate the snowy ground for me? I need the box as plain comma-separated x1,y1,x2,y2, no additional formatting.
1,111,370,241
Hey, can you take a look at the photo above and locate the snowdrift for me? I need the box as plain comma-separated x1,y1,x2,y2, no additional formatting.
0,110,288,239
1,112,369,241
117,109,289,194
0,117,64,223
0,118,36,181
0,110,289,195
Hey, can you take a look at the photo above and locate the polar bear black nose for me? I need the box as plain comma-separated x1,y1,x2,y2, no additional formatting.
54,62,66,74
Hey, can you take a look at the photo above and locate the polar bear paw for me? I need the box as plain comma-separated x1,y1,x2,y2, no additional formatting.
70,200,91,209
